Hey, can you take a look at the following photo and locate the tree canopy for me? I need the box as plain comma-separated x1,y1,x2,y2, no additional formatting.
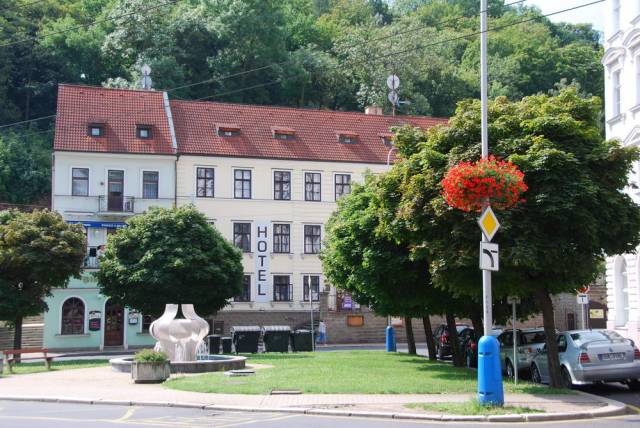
0,209,85,348
0,1,605,204
96,205,244,317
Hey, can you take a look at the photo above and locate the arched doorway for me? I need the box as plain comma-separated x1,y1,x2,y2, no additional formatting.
104,299,124,347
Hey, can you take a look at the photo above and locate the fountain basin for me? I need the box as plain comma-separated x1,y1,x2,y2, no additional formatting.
110,354,246,374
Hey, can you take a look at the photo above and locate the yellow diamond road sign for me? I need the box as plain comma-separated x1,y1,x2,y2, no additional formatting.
478,206,500,241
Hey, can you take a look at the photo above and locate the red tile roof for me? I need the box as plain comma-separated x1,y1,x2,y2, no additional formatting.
54,85,448,163
54,84,174,155
170,100,447,164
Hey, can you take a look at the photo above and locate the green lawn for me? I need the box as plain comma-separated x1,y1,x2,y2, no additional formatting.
164,351,569,395
3,359,110,375
405,400,544,415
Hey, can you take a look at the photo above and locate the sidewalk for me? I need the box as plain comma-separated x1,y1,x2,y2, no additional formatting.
0,366,629,422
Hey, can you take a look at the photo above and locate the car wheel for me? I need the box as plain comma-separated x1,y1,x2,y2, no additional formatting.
560,366,573,389
531,364,542,384
628,379,640,391
506,360,515,379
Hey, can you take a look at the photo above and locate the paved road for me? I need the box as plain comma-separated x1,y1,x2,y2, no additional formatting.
0,401,638,428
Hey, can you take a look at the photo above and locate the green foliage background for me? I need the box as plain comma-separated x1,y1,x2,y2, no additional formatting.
0,0,604,204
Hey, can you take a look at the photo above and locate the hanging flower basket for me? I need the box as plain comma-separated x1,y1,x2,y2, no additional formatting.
441,156,528,212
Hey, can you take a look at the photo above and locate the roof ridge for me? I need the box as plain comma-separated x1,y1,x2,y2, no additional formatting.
59,83,164,95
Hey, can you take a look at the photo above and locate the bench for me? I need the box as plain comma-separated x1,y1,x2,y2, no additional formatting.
3,348,54,373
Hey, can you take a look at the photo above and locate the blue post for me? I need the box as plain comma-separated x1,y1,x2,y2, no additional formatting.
386,325,397,352
477,335,504,406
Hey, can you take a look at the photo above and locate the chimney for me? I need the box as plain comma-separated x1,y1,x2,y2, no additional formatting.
365,105,383,115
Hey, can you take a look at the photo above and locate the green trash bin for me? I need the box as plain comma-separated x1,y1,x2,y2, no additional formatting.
221,336,232,354
208,335,221,354
263,325,291,352
231,326,261,353
292,329,314,352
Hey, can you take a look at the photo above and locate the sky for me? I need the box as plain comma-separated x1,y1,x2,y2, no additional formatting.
525,0,604,31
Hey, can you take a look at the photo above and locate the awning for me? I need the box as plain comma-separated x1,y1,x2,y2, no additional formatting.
67,220,127,229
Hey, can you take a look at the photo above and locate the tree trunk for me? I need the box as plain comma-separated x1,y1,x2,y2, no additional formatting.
13,317,23,363
470,311,484,338
404,317,417,355
446,311,464,367
535,288,562,388
422,315,436,360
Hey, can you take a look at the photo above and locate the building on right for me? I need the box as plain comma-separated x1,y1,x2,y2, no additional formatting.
602,0,640,343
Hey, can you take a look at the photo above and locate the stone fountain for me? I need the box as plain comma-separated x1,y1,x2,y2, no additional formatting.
110,304,246,374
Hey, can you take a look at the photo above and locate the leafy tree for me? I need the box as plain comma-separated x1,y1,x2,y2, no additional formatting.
96,205,244,317
0,209,85,350
391,88,640,386
0,132,52,204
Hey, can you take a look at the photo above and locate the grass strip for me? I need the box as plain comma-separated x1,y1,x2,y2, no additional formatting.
405,399,544,415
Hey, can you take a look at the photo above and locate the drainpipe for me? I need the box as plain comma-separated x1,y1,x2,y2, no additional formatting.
162,92,179,208
174,154,179,208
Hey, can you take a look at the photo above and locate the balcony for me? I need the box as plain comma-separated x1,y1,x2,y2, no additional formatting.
98,195,135,213
83,246,102,269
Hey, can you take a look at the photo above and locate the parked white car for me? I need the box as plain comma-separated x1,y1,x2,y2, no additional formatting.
497,328,549,378
530,330,640,390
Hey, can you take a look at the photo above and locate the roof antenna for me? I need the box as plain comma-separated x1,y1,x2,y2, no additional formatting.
141,64,153,90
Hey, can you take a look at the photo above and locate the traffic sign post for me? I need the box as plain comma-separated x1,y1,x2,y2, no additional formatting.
507,296,520,385
577,293,589,329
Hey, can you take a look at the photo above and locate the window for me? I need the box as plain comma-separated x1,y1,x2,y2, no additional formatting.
196,167,214,198
335,174,351,200
88,124,104,137
615,257,629,327
339,134,358,144
137,125,152,139
234,169,251,199
142,171,159,199
233,223,251,252
305,172,321,201
218,127,240,137
557,335,567,353
72,168,89,196
274,171,291,200
613,69,622,116
234,275,251,302
274,132,295,140
273,275,291,301
273,224,290,253
304,225,321,254
141,315,155,334
303,275,320,301
61,297,85,335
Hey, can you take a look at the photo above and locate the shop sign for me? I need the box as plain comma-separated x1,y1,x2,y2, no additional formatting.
89,310,102,331
342,294,353,310
589,309,604,319
255,221,271,303
128,311,139,325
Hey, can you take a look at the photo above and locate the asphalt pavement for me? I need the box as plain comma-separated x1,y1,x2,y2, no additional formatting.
0,401,638,428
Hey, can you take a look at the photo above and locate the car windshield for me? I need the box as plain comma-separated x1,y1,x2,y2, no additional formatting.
570,331,625,346
521,331,546,345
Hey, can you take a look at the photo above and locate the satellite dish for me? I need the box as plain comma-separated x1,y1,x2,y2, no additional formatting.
387,74,400,90
388,91,399,105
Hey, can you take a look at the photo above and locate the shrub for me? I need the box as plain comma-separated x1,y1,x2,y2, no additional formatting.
134,349,168,363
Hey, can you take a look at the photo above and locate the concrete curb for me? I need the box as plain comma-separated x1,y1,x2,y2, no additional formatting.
0,394,630,422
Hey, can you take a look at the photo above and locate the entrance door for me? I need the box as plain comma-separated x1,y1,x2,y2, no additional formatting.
104,299,124,347
107,170,124,211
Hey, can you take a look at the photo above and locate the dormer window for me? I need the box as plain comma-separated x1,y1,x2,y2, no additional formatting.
379,133,394,147
88,124,104,137
217,124,241,137
337,132,358,144
272,127,295,140
137,125,152,139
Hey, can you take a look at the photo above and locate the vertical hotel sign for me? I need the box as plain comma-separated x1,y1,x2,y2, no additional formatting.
255,221,271,302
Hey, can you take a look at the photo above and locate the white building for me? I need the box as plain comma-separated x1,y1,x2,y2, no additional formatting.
46,84,446,349
602,0,640,343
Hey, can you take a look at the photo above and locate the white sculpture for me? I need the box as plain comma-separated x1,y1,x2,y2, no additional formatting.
149,304,210,362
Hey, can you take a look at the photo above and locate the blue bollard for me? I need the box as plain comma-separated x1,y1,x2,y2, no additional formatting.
386,326,397,352
477,335,504,406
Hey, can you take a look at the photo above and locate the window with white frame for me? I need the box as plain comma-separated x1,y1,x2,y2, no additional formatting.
234,169,252,199
303,275,320,301
233,223,251,252
142,171,159,199
613,0,620,34
304,225,321,254
335,174,351,200
305,172,321,201
196,167,214,198
273,275,292,301
72,168,89,196
613,69,622,117
61,297,85,335
234,275,251,302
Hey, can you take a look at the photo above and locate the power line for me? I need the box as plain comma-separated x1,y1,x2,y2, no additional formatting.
0,115,56,130
0,0,177,48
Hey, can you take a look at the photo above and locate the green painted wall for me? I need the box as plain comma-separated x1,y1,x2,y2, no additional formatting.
43,272,155,350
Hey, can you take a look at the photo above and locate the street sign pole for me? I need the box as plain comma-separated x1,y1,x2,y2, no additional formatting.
477,0,503,407
512,299,518,385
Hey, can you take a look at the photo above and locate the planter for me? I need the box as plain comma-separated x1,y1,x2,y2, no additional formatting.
131,361,171,384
